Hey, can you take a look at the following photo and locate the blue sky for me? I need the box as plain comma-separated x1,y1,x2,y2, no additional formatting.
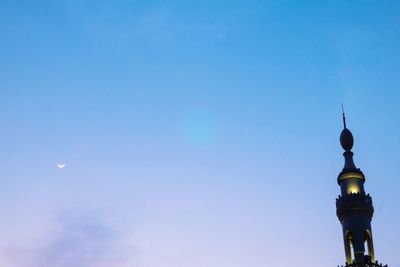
0,1,400,266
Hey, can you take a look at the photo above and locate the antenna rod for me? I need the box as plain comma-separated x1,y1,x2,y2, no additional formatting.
341,104,347,129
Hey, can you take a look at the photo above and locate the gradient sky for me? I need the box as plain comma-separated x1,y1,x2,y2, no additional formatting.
1,1,400,266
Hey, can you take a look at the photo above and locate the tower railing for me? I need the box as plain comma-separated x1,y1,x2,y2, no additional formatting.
338,262,388,267
338,259,388,267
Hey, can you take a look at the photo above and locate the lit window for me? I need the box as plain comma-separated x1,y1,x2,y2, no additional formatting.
347,183,360,194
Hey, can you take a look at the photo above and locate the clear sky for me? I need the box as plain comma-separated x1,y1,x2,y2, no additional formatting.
1,1,399,266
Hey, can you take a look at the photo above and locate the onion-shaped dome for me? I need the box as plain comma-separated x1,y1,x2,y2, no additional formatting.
340,128,353,151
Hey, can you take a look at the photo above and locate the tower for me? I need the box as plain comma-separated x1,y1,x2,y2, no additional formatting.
336,112,387,267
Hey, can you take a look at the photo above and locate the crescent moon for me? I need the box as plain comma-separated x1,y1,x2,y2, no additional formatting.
57,163,66,169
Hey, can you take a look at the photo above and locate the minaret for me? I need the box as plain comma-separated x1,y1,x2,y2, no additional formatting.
335,111,387,266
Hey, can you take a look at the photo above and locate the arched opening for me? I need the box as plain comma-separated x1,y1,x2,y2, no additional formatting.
364,230,375,262
344,231,354,264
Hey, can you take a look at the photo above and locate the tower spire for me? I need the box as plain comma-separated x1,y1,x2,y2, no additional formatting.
342,104,347,129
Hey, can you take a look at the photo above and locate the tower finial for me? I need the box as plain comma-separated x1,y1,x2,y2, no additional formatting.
341,104,347,129
340,105,353,151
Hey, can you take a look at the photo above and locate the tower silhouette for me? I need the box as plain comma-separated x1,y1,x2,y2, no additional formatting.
336,112,387,267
